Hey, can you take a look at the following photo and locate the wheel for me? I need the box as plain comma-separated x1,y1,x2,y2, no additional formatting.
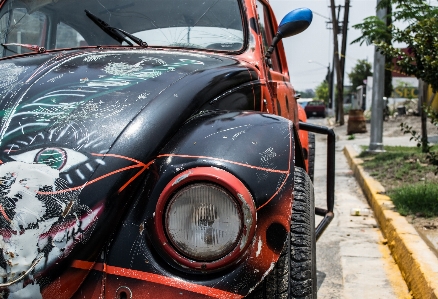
246,167,316,299
307,133,315,183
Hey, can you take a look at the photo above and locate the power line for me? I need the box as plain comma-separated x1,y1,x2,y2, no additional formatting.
313,11,330,20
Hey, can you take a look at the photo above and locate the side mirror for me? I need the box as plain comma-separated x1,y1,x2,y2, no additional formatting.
277,8,313,39
265,8,313,62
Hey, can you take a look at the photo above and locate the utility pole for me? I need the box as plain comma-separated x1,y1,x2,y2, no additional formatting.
340,0,350,101
327,6,341,114
329,1,350,125
368,0,386,152
329,54,335,111
329,1,342,124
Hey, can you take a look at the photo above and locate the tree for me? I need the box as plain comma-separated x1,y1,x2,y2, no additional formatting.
353,0,438,92
315,81,329,104
352,0,438,153
348,59,373,91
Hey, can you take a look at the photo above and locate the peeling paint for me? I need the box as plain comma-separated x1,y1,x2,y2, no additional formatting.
232,131,245,140
172,172,192,186
204,125,251,139
255,237,262,257
247,263,275,295
83,54,112,62
138,92,150,100
0,63,26,89
47,74,64,83
139,222,145,235
0,161,99,297
259,147,276,165
237,193,253,250
104,62,144,76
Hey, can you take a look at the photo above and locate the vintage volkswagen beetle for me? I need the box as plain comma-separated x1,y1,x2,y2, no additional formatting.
0,0,335,298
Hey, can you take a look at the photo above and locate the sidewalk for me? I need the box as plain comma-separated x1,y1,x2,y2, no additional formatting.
328,116,438,299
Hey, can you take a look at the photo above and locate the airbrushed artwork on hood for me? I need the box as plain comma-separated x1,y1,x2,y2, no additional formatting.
0,54,205,146
0,52,205,297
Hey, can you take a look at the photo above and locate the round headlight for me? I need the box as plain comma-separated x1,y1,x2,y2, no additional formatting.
165,183,242,261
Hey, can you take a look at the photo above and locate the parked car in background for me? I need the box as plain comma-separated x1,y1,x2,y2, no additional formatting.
305,100,327,118
0,0,335,298
297,98,313,109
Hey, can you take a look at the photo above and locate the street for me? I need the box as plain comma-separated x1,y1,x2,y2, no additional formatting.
307,117,411,299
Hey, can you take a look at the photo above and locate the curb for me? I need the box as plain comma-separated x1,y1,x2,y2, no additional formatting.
343,145,438,299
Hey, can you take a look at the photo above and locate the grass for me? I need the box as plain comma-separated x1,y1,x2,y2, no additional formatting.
359,145,438,216
389,184,438,217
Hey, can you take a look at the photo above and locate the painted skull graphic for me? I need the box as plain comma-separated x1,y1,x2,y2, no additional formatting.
0,161,98,298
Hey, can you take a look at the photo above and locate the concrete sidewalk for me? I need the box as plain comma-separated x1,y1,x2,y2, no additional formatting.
343,145,438,299
310,115,438,298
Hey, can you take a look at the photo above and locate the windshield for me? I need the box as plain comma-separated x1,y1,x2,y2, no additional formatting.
0,0,244,57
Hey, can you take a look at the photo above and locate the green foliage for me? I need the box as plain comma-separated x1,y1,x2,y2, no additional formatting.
359,144,438,217
359,144,438,211
348,59,373,91
400,107,438,172
352,0,438,93
389,183,438,217
315,80,329,104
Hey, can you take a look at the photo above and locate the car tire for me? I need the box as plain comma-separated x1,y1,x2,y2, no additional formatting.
246,167,316,299
307,133,315,183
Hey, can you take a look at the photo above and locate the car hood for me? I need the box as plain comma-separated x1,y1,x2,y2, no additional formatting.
0,48,258,291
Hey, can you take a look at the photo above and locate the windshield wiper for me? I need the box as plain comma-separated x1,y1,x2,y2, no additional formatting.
1,43,46,53
85,10,147,47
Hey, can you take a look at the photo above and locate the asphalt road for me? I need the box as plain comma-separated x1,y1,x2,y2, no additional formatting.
307,117,411,299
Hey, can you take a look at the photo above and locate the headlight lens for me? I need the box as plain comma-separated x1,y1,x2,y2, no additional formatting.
165,183,242,261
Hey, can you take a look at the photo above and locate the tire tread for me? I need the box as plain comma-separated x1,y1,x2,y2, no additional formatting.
246,167,316,299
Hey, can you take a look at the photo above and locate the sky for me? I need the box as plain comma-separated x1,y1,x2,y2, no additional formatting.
269,0,378,92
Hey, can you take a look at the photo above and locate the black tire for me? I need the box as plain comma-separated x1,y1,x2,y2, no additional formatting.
307,133,315,183
246,167,316,299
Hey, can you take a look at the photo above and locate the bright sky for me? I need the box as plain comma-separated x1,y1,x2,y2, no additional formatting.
270,0,378,92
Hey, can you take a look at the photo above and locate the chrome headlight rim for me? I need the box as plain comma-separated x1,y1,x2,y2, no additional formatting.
154,167,256,271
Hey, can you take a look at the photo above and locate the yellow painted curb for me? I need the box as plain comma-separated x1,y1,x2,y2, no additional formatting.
344,145,438,299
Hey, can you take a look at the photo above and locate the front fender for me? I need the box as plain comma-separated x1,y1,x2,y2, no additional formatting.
156,110,295,209
107,111,296,297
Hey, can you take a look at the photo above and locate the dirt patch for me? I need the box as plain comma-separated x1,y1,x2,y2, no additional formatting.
382,114,437,137
362,154,438,190
328,113,437,139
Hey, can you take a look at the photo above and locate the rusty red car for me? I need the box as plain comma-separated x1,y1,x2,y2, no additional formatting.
304,100,327,118
0,0,335,298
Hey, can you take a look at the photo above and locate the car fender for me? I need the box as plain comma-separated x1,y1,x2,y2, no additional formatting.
100,110,298,298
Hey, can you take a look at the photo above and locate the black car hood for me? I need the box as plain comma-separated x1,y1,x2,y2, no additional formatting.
0,48,258,173
0,48,259,290
0,48,252,146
